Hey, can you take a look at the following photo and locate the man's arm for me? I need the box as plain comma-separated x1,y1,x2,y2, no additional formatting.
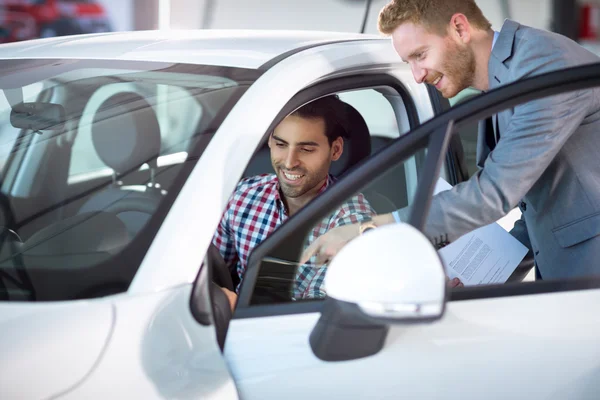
212,205,238,270
212,201,239,311
426,91,591,243
424,34,595,242
297,192,375,298
303,38,592,263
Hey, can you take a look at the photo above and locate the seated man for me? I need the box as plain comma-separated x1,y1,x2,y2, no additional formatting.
213,95,376,307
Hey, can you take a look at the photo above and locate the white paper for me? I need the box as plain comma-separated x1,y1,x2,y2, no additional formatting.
434,179,528,286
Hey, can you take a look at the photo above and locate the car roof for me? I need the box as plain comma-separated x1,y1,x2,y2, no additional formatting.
0,29,385,70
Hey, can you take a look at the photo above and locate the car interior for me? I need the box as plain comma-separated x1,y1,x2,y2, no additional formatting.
0,63,251,302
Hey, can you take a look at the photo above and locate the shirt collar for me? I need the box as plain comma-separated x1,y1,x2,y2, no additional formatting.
318,174,335,194
492,30,499,50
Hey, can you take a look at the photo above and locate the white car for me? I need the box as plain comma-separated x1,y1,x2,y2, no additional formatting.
0,30,598,400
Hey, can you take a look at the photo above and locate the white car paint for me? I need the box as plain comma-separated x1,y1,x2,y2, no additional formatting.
226,288,600,400
325,223,446,319
0,29,584,400
130,39,434,294
0,301,114,399
0,29,379,69
60,287,238,400
0,30,432,400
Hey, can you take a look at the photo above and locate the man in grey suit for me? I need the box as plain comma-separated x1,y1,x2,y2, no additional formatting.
303,0,600,280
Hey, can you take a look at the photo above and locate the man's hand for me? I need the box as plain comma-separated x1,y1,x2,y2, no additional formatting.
300,223,360,265
220,287,238,312
300,214,397,265
447,277,464,288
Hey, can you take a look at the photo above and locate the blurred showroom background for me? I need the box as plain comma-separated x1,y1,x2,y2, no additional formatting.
1,0,600,53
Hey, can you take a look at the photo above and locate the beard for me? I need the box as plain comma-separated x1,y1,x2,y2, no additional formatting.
274,163,329,199
436,40,476,98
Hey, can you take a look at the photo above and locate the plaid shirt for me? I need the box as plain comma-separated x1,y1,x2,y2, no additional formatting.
213,174,375,299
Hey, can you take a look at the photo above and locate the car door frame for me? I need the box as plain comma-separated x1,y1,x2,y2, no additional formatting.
227,72,425,309
189,69,428,322
189,62,600,400
226,60,600,324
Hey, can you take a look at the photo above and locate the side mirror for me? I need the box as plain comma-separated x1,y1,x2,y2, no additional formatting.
310,223,447,362
327,222,446,321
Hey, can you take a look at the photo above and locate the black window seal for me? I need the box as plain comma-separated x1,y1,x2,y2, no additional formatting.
450,277,600,301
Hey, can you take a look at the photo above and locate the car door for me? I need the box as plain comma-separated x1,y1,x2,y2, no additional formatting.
207,63,600,400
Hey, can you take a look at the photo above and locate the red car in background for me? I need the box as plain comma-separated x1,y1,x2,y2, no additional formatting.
0,9,36,42
0,0,111,42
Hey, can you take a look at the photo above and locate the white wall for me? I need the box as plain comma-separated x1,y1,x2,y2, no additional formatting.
168,0,554,33
97,0,134,31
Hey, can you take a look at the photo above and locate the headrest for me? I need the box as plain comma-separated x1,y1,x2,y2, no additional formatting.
329,101,371,177
243,101,371,179
91,92,161,175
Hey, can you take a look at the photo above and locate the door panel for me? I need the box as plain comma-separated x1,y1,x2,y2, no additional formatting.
225,289,600,399
222,63,600,399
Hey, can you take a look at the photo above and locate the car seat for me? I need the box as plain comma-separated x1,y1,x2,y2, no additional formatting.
77,92,164,238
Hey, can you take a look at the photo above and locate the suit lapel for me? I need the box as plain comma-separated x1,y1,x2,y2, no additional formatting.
488,19,520,90
487,20,520,145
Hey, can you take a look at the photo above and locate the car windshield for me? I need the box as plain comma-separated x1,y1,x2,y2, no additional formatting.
0,58,260,301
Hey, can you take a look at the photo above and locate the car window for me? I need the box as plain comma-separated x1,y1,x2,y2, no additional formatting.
338,89,402,139
241,81,600,310
223,86,421,304
0,59,260,302
242,132,428,305
447,88,530,279
448,88,481,178
449,88,482,178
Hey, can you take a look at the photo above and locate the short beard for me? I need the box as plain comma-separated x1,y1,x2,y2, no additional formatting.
275,167,323,199
441,40,476,98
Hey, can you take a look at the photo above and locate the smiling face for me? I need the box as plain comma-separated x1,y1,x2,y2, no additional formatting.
391,21,475,98
269,114,343,201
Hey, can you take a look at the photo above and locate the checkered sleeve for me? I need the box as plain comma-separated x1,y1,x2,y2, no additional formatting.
331,192,376,228
211,197,238,271
300,192,376,299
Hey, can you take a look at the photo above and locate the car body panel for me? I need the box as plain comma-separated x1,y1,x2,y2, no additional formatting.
0,29,381,69
57,286,238,399
0,300,114,399
128,39,433,295
1,29,590,400
225,289,600,400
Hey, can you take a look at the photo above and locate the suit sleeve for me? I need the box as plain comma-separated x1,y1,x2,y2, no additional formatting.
424,37,595,242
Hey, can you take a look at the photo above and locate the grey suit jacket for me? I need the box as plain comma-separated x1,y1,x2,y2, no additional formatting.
424,19,600,279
